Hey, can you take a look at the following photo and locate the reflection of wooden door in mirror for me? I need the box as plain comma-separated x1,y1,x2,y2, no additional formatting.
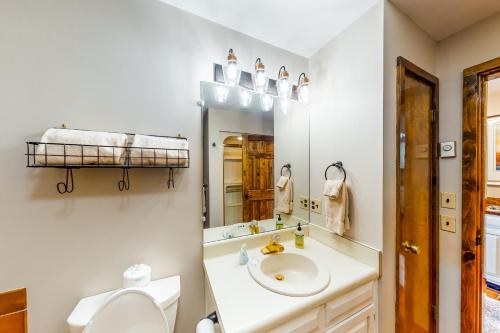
242,134,274,222
0,288,27,333
396,57,438,333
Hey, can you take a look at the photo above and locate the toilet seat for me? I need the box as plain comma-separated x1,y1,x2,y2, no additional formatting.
83,288,170,333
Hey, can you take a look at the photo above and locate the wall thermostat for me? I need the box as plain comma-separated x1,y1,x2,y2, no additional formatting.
440,141,456,158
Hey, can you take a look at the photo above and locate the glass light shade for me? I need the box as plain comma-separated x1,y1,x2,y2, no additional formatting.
253,70,268,93
278,97,289,114
277,77,291,98
239,88,252,108
298,84,310,104
260,94,274,112
214,85,228,103
224,61,239,86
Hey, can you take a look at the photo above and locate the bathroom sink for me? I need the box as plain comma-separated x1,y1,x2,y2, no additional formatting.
247,252,330,296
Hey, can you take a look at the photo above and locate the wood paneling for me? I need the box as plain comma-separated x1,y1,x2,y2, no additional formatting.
0,288,27,333
461,57,500,333
396,57,439,333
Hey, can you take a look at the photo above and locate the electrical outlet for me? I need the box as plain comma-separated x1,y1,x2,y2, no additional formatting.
310,197,322,214
440,215,456,233
441,192,456,209
299,196,309,210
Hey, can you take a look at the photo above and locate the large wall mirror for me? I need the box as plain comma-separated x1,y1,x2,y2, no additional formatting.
201,81,310,243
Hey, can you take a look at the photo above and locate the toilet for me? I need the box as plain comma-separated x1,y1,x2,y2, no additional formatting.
67,275,180,333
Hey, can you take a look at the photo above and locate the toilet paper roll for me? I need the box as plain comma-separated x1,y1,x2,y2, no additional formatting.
196,319,215,333
123,264,151,288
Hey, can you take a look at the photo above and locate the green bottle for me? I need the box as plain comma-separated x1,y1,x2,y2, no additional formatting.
276,214,284,230
295,223,304,249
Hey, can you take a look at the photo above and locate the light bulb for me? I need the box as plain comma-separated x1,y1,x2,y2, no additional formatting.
215,86,228,103
239,89,252,108
277,66,291,98
260,94,274,112
279,97,288,114
224,49,239,86
297,73,310,104
253,58,267,93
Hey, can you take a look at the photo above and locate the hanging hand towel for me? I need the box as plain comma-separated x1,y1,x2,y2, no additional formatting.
276,176,293,214
323,179,343,199
324,182,350,236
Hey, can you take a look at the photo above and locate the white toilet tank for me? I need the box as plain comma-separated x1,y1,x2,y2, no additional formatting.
67,275,180,333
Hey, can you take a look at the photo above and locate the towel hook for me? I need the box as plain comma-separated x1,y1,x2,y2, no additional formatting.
167,168,175,189
325,161,346,182
118,168,130,191
57,168,74,194
280,163,292,178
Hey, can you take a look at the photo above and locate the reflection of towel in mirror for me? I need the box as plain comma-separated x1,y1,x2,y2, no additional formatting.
276,176,293,214
324,182,350,236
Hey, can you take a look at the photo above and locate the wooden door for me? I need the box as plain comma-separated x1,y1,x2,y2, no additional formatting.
0,288,27,333
396,57,439,333
242,134,274,222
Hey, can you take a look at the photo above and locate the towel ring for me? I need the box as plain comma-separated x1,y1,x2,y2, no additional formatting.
280,163,292,178
325,161,346,182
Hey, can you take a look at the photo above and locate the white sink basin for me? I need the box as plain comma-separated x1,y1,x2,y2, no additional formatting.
248,252,330,296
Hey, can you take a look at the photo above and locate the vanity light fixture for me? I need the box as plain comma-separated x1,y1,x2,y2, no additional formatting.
297,73,310,104
277,66,291,98
223,49,239,86
253,58,268,93
260,94,274,112
278,97,289,114
239,88,252,108
215,85,228,103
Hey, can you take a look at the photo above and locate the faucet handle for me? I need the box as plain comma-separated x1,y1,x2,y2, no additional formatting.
271,234,281,243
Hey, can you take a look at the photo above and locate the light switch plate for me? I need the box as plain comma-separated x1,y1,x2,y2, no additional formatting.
310,197,322,214
440,141,456,158
299,196,309,210
440,215,456,233
441,192,456,209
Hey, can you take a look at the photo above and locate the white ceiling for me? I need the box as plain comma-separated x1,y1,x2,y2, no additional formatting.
159,0,378,57
390,0,500,41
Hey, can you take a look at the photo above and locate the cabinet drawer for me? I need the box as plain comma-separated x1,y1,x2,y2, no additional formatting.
326,305,374,333
324,282,373,328
267,306,323,333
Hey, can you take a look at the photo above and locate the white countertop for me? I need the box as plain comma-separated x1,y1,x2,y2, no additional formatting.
203,236,378,333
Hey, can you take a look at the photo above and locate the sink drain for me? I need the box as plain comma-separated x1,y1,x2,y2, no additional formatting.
275,274,284,281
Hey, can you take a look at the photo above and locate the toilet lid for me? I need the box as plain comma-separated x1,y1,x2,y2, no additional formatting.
83,289,170,333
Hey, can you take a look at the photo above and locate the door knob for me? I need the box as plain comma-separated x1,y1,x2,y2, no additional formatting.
401,240,421,255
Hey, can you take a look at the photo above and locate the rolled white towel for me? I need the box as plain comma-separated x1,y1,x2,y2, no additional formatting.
129,134,189,166
35,128,128,166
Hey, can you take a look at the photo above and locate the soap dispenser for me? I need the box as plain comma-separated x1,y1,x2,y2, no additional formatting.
276,214,284,230
295,223,304,249
239,243,249,265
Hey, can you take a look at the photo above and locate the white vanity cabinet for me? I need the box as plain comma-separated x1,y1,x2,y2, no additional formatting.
267,282,375,333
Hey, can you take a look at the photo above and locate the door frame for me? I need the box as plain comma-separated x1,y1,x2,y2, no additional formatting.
396,56,439,333
461,56,500,333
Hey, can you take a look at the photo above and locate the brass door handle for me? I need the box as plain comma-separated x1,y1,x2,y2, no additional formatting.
402,240,421,255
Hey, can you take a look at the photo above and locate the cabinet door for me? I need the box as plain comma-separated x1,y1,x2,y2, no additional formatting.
326,305,374,333
268,306,324,333
324,282,373,328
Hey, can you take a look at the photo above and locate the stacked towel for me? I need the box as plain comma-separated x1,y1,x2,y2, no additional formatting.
130,135,189,166
323,180,350,236
35,128,128,166
276,176,293,214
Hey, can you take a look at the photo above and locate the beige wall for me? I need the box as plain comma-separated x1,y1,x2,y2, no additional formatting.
382,2,437,332
0,1,307,332
309,1,384,250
